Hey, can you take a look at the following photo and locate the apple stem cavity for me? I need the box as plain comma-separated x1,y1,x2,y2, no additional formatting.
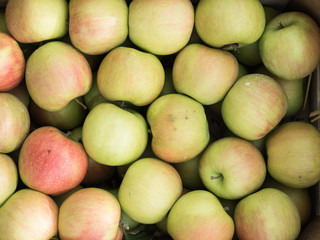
278,20,285,29
221,43,239,51
211,174,223,180
75,98,88,110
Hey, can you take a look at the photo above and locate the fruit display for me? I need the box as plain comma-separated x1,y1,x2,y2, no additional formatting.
0,0,319,239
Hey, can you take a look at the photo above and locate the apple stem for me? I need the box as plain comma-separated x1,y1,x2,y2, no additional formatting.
75,98,88,110
119,220,130,231
278,20,285,29
211,175,222,180
64,131,72,138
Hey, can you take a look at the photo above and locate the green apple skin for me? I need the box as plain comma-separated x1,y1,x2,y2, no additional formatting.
58,188,121,240
0,93,30,154
266,121,320,189
97,46,165,106
118,158,183,224
195,0,265,49
234,188,301,240
25,41,92,112
172,43,239,105
199,137,266,200
0,189,58,240
0,154,18,206
69,0,128,55
0,10,9,33
66,126,83,142
167,190,235,240
259,11,320,81
82,103,148,166
129,0,194,55
5,0,68,43
221,73,288,140
147,93,210,163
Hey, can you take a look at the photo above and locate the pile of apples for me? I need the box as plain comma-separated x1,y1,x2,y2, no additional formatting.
1,0,320,239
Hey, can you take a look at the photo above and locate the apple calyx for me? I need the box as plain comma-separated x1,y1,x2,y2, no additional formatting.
211,174,223,180
221,43,239,51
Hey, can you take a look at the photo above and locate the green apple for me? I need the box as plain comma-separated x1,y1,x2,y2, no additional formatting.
167,190,235,240
172,43,239,105
147,93,210,163
259,11,320,80
195,0,265,49
0,154,18,206
266,121,320,188
234,188,301,240
118,158,183,224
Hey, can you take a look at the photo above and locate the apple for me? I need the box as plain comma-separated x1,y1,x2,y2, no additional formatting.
195,0,265,49
0,93,30,153
0,9,9,33
199,137,266,200
172,43,239,105
97,46,165,106
7,80,30,107
82,103,148,166
65,126,83,142
259,11,320,80
58,187,121,240
25,41,92,112
18,126,88,196
0,154,18,206
128,0,194,55
69,0,128,55
234,188,301,240
118,158,183,224
167,190,235,240
266,121,320,189
147,93,210,163
221,73,288,140
0,32,25,91
5,0,68,43
0,188,58,240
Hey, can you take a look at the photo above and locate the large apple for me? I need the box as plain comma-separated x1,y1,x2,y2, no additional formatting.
58,187,121,240
69,0,128,55
147,93,210,163
259,11,320,80
167,190,235,240
128,0,194,55
234,188,301,240
172,43,239,105
25,41,92,112
0,188,58,240
5,0,68,43
221,73,288,140
0,93,30,154
118,158,183,224
195,0,265,49
0,154,18,206
199,137,266,200
97,46,165,106
18,126,88,196
266,121,320,189
82,103,148,166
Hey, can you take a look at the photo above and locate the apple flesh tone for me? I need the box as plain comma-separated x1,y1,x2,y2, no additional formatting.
5,0,68,43
0,154,18,206
25,41,92,112
0,189,58,240
18,126,88,196
167,190,235,240
58,188,121,240
221,73,288,140
172,43,239,105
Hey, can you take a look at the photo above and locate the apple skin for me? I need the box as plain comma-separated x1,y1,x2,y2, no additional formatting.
69,0,128,55
147,93,210,163
0,32,25,91
58,187,121,240
5,0,68,43
221,73,288,140
18,126,89,196
7,80,30,107
0,93,30,154
199,137,266,200
128,0,194,55
195,0,265,49
167,190,235,240
97,46,165,106
0,154,18,206
266,121,320,189
259,11,320,81
234,188,301,240
0,188,58,240
172,43,239,105
25,41,92,112
118,158,183,224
